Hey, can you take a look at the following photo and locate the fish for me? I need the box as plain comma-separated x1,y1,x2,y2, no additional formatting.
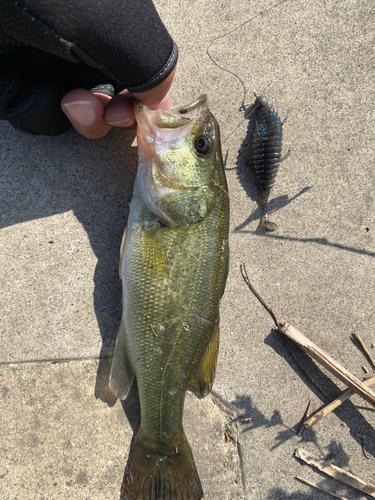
109,94,230,500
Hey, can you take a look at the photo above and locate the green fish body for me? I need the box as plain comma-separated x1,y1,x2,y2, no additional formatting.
109,95,229,500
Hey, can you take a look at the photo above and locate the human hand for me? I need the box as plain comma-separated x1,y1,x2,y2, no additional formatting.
0,0,178,136
61,67,176,139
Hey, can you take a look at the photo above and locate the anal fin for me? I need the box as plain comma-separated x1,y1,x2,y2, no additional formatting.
189,321,219,399
109,322,135,400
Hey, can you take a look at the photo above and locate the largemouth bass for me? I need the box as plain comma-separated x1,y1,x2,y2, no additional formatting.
109,95,229,500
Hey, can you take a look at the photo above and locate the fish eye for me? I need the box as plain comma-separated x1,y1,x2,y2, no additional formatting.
195,135,212,155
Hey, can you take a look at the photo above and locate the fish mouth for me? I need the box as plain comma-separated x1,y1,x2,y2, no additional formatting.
134,95,210,187
134,94,208,131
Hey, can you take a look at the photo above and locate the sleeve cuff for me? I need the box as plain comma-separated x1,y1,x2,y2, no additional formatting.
126,41,178,93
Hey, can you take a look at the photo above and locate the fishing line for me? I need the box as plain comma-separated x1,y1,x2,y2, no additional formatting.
206,0,290,144
223,101,259,147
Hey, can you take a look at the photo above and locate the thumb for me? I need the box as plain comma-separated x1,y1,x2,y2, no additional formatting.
104,67,176,128
131,66,176,110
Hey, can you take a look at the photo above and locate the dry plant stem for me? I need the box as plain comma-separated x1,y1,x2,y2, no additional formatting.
297,400,311,436
295,476,349,500
295,448,375,498
241,263,279,327
149,324,158,338
280,323,375,408
304,375,375,429
242,264,375,412
280,150,291,162
356,433,370,460
211,397,227,414
353,333,375,371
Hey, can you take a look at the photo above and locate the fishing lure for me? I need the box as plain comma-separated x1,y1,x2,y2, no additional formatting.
253,95,289,231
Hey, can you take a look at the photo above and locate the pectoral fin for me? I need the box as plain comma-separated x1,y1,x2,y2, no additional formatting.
109,322,135,400
189,321,219,399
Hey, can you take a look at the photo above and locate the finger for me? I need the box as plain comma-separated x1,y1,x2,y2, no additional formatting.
103,64,175,130
61,89,112,139
104,91,137,129
132,66,176,110
104,89,172,129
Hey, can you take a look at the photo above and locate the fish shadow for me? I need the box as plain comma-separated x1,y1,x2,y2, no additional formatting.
121,380,141,433
0,124,138,405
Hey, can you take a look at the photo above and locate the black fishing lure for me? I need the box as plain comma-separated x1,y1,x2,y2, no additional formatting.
253,95,289,230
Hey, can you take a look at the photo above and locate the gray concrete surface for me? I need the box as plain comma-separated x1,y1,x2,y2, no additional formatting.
0,360,242,499
1,0,375,498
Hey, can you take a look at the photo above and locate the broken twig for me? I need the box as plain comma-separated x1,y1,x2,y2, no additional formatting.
355,433,370,460
295,476,349,500
211,396,228,415
243,263,332,401
297,400,311,436
303,375,375,429
352,333,375,371
280,334,332,402
295,448,375,498
280,323,375,409
242,263,279,327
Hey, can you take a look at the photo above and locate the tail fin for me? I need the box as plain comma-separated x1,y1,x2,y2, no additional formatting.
121,433,203,500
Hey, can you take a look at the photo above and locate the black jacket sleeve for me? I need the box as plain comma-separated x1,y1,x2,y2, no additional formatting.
0,0,178,135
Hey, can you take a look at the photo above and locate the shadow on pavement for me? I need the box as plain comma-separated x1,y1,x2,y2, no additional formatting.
230,100,374,258
0,126,138,405
266,486,364,500
269,449,364,500
229,389,367,499
265,329,375,459
237,231,375,258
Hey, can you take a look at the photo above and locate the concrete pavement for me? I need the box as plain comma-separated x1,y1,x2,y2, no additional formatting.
1,0,375,498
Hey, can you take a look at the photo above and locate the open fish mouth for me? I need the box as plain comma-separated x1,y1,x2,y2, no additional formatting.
134,94,208,131
133,95,210,170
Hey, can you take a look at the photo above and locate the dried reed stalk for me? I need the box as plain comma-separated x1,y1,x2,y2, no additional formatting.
304,375,375,429
295,448,375,498
352,332,375,371
242,263,375,410
296,476,349,500
279,323,375,409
